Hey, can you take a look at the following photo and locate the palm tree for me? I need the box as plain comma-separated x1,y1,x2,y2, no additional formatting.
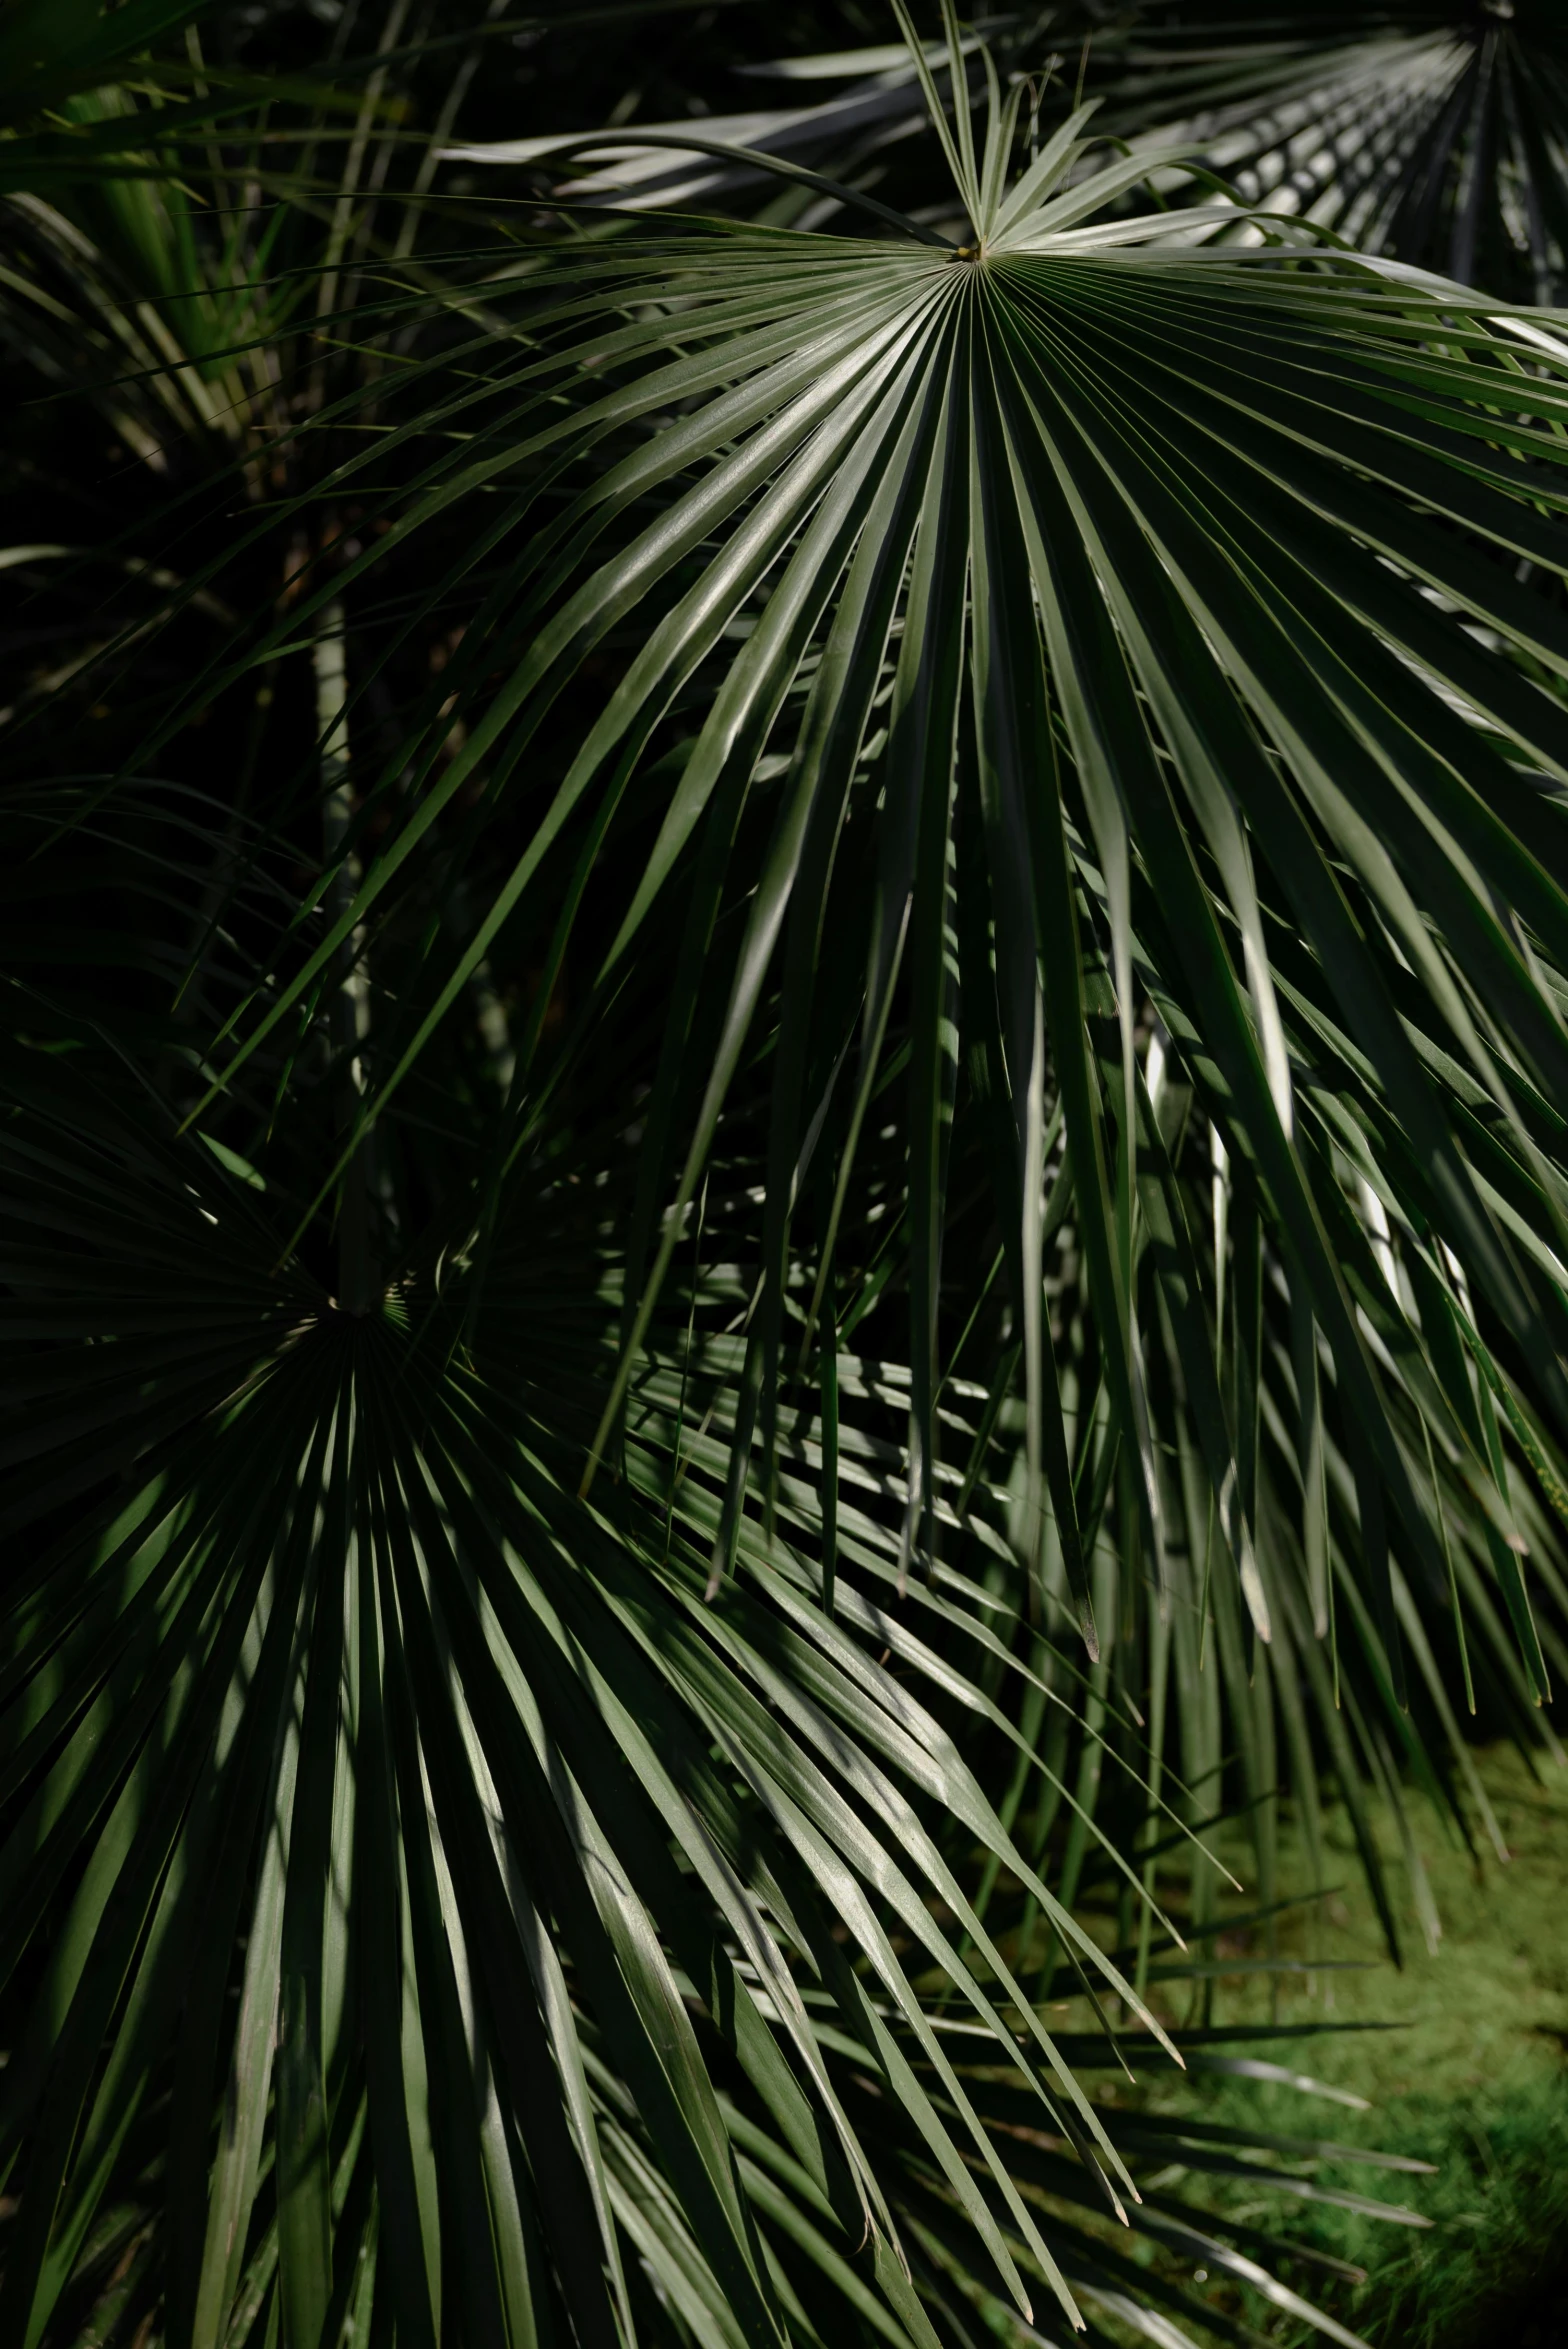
4,2,1566,2343
1097,0,1568,306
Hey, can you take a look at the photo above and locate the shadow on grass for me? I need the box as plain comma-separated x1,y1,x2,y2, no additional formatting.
1321,2076,1568,2347
1439,2249,1568,2349
1120,1745,1568,2347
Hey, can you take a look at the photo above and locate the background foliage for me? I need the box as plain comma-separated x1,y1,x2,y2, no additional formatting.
5,3,1568,2346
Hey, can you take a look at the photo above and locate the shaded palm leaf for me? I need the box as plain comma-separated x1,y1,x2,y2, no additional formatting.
1,1024,1405,2348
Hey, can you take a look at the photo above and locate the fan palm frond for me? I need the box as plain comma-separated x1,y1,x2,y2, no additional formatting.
4,1017,1412,2349
189,12,1568,1711
1101,0,1568,301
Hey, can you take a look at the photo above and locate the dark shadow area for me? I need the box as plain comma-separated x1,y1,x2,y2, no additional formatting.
1441,2252,1568,2349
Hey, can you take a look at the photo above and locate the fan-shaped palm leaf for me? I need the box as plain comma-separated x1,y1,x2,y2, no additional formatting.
1101,0,1568,302
180,10,1568,1708
3,1012,1409,2349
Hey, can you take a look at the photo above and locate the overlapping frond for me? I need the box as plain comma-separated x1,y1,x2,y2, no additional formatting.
1,1032,1408,2349
6,5,1568,2345
172,141,1568,1696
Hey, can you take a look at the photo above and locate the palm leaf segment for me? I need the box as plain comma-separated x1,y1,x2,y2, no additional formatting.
9,7,1568,2346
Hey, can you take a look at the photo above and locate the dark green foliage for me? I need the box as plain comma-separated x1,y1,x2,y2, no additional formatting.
3,3,1568,2344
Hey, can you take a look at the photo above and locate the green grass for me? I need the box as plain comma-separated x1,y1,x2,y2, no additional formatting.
1147,1743,1568,2345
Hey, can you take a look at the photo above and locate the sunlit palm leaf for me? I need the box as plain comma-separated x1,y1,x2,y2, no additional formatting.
178,56,1568,1702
